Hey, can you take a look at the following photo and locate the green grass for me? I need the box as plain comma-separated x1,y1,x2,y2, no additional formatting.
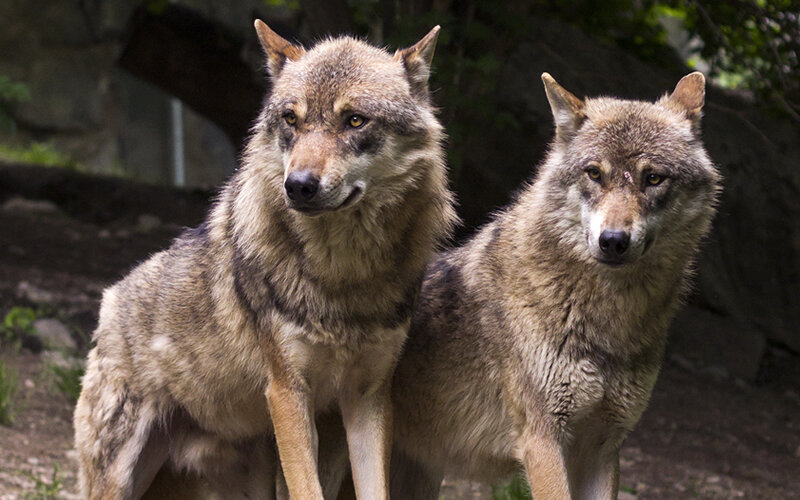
21,463,62,500
0,361,18,426
1,306,39,352
491,476,532,500
0,142,77,169
48,362,84,403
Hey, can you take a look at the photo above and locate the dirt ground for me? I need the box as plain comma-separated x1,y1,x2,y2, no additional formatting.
0,164,798,499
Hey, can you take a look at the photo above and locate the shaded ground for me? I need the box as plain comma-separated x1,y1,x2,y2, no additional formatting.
0,163,798,499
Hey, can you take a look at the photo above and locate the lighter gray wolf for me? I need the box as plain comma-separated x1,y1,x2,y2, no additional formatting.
386,72,721,499
73,20,456,500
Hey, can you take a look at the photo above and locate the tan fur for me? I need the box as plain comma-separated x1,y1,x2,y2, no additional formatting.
384,73,721,499
74,21,456,500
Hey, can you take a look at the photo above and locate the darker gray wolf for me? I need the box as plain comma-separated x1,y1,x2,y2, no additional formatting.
388,72,721,499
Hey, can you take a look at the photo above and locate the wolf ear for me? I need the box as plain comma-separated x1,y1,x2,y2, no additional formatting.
665,71,705,127
254,19,305,78
395,25,441,97
541,73,585,143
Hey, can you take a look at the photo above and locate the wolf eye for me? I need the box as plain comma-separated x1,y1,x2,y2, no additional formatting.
646,173,665,186
283,112,297,126
347,115,367,128
586,167,602,182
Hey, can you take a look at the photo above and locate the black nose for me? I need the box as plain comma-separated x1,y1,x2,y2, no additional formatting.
599,230,630,258
284,171,320,202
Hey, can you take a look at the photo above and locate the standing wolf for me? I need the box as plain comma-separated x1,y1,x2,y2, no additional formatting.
388,73,721,499
74,20,456,500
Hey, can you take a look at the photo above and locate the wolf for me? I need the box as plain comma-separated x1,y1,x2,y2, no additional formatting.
73,20,456,500
385,72,721,499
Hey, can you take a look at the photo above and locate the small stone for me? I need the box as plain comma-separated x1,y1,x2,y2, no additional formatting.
618,492,637,500
700,365,729,382
136,214,161,232
24,379,35,389
33,318,77,351
16,281,55,304
670,354,695,372
27,457,38,465
43,349,79,370
1,197,61,215
706,475,720,484
98,229,111,238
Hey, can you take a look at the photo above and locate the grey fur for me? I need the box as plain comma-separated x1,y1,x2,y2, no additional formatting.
74,22,456,500
389,72,721,500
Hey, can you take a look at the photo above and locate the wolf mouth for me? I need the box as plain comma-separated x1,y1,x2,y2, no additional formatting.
337,185,364,210
291,185,364,216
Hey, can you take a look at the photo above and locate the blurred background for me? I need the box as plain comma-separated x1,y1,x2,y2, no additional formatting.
0,1,798,498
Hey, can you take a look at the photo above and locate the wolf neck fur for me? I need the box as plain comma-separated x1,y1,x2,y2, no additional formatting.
223,130,453,299
495,167,692,356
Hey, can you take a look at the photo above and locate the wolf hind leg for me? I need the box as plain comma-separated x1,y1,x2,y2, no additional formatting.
389,449,443,500
75,377,168,500
205,436,278,500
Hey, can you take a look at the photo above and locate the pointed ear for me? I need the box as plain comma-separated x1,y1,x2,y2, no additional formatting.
254,19,304,78
394,25,440,97
541,73,585,143
665,71,705,126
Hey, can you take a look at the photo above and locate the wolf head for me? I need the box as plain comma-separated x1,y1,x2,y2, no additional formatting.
253,20,442,215
538,72,721,269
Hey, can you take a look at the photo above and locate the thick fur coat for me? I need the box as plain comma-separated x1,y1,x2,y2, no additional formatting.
74,21,456,500
389,73,721,500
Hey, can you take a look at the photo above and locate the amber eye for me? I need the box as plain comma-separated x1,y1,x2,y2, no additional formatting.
646,173,665,186
284,112,297,126
586,167,602,182
347,115,366,128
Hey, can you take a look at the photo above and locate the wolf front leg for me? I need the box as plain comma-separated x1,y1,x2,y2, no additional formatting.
520,428,571,500
340,379,393,500
566,438,621,500
267,376,324,500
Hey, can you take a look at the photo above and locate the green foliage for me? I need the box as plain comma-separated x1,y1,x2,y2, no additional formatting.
0,361,18,426
0,142,78,169
1,306,39,352
263,0,300,11
21,463,63,500
0,74,30,133
657,0,800,118
49,362,84,403
491,475,532,500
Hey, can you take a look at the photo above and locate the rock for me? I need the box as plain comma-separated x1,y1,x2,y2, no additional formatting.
667,306,765,381
1,197,61,215
42,349,79,369
136,213,161,232
16,281,55,304
7,47,115,132
669,354,695,372
700,365,730,383
33,318,77,351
